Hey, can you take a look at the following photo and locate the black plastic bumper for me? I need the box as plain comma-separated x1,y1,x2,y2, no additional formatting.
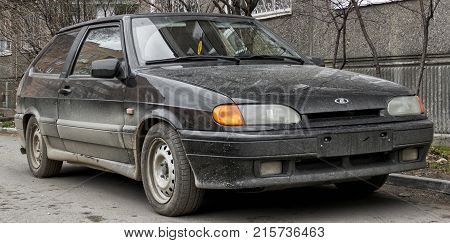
179,119,434,189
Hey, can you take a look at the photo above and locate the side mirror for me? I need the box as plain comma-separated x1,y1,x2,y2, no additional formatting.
306,56,325,67
91,58,121,79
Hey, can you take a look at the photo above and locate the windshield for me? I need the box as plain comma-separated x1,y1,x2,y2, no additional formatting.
131,16,303,65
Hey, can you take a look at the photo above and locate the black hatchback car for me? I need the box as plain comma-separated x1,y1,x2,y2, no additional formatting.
15,13,433,216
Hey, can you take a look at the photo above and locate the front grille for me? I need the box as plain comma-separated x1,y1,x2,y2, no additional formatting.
306,109,381,123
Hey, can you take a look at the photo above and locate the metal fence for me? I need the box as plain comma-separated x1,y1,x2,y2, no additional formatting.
346,64,450,134
0,79,17,111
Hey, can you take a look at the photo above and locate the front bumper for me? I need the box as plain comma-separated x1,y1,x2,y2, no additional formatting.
179,119,433,189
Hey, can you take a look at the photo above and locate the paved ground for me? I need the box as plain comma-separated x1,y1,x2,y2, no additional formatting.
1,133,449,223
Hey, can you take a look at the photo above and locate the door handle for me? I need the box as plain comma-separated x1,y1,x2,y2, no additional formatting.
58,87,72,95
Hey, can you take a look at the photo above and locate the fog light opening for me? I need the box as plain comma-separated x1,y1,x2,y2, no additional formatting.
260,161,283,176
401,148,419,162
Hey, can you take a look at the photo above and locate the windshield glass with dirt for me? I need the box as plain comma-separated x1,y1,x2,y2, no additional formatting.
131,16,302,64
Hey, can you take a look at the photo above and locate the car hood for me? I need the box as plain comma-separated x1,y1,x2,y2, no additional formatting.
140,64,413,114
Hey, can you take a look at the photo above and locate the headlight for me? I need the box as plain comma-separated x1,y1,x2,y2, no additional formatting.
212,104,301,126
239,104,301,125
387,96,425,116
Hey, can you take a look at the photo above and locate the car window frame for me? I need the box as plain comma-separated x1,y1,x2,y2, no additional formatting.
129,16,309,66
67,22,128,79
30,29,81,78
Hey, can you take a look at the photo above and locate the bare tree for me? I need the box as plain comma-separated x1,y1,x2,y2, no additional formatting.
98,0,117,17
0,0,140,57
326,0,353,69
138,0,261,16
288,0,355,69
0,0,92,55
139,0,202,13
350,0,381,77
211,0,261,16
416,0,441,95
139,0,163,12
0,1,47,57
390,0,441,94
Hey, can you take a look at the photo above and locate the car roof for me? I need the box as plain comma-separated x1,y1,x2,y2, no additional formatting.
57,13,255,34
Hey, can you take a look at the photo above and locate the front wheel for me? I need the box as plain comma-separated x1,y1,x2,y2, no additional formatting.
25,116,62,178
334,174,388,194
141,123,204,216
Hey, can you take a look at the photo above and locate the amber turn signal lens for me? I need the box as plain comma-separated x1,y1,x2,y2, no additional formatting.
416,96,426,114
212,104,245,126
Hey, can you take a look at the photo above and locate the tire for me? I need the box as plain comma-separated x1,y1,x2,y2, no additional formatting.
141,123,204,216
25,116,63,178
334,174,388,194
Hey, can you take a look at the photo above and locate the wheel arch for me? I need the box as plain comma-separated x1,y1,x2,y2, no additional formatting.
134,115,181,181
22,108,41,138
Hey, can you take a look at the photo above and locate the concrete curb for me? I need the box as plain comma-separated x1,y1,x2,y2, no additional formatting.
0,127,17,133
387,173,450,195
433,134,450,146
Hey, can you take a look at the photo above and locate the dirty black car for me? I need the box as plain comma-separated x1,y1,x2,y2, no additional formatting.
15,14,433,216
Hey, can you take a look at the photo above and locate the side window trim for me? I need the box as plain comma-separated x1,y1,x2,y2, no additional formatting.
68,22,126,78
29,36,57,68
31,29,81,76
60,27,88,78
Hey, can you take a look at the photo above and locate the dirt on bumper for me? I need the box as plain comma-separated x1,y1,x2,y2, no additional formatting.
180,119,433,189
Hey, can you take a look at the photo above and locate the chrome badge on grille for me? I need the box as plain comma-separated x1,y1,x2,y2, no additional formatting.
334,98,350,104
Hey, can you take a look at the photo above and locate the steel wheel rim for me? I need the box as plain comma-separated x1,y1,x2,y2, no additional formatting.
31,125,42,169
147,138,175,204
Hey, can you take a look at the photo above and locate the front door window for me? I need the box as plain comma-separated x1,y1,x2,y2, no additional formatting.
72,26,123,75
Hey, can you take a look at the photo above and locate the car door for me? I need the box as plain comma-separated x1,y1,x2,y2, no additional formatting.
57,23,131,163
20,30,80,151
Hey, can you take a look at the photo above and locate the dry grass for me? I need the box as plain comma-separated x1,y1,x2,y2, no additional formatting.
0,120,15,128
403,146,450,180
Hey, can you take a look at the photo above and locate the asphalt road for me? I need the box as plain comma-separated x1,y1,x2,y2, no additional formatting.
1,133,449,223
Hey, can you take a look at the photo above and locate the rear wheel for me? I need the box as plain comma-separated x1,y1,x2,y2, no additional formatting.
334,174,388,194
141,123,204,216
25,116,62,178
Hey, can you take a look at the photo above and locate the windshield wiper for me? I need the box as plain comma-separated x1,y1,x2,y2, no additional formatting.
145,55,240,65
236,55,304,64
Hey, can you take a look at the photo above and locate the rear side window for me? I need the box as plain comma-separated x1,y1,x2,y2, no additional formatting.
72,26,123,75
33,31,78,74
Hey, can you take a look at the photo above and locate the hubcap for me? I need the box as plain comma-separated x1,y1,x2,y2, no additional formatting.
31,126,43,169
148,139,175,204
